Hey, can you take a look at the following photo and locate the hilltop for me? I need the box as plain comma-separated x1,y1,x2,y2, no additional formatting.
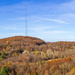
0,36,48,52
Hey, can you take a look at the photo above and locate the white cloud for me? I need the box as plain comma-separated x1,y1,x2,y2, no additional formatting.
30,26,55,31
34,17,67,24
29,26,71,35
55,0,75,13
0,27,17,30
0,27,25,30
61,0,75,10
11,17,26,20
6,33,25,35
40,31,71,34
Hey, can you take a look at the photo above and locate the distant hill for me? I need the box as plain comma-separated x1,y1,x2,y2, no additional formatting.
0,36,48,52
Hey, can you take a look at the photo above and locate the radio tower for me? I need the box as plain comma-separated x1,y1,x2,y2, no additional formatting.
25,1,27,36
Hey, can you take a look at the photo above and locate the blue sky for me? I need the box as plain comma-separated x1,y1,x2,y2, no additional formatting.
0,0,75,42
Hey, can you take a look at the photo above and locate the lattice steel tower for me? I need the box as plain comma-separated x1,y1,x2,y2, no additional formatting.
25,1,27,36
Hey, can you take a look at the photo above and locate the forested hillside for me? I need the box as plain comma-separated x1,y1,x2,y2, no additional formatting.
0,36,75,75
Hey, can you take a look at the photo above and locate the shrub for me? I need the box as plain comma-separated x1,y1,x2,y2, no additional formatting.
0,45,7,48
6,62,11,67
0,51,7,59
37,61,42,65
70,67,75,75
0,65,10,75
42,60,45,64
31,71,36,75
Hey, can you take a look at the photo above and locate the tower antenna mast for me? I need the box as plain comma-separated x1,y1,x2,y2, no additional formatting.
25,1,27,36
